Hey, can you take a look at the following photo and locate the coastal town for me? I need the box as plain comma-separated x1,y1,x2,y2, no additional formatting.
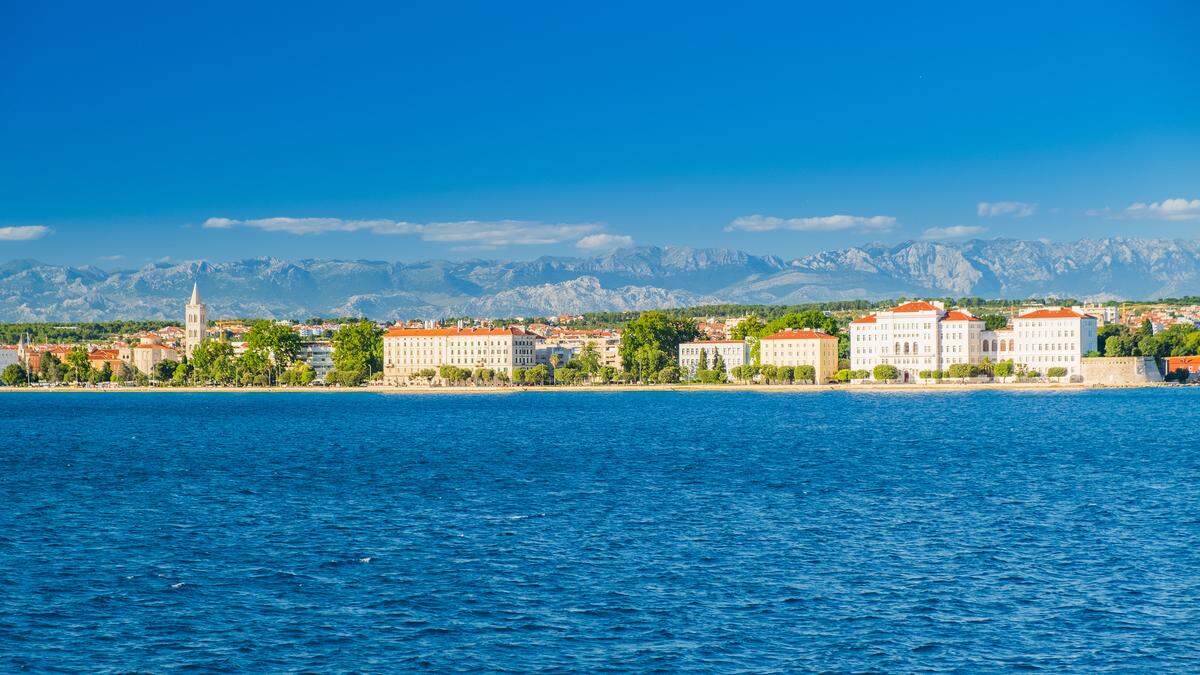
1,284,1199,389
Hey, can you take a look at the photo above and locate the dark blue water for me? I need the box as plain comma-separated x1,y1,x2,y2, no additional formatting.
2,390,1199,671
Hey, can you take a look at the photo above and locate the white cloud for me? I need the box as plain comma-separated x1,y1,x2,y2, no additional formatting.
575,233,634,252
203,217,607,248
0,225,51,241
726,213,897,233
98,254,125,262
1119,198,1200,221
922,225,988,240
977,201,1036,218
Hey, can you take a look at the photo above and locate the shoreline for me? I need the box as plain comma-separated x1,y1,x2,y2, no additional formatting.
0,382,1179,394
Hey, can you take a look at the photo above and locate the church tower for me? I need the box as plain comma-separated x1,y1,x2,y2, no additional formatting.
185,282,207,359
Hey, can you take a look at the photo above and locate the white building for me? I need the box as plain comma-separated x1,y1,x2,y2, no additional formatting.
1008,307,1098,377
534,342,576,367
0,345,19,371
382,325,536,384
299,341,335,381
852,301,1098,380
185,282,207,359
678,340,748,377
850,301,985,380
1072,304,1119,327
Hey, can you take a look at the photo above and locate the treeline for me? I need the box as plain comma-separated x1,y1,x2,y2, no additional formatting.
0,321,180,344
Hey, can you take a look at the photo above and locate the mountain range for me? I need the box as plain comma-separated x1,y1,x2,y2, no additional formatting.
1,237,1198,321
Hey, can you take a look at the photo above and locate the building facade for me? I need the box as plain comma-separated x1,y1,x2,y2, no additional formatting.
185,282,207,359
298,341,335,381
1009,307,1098,377
851,302,1097,380
759,329,839,382
850,301,987,380
678,340,749,377
382,325,536,384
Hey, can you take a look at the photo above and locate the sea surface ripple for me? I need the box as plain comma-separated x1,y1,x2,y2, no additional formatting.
2,390,1199,671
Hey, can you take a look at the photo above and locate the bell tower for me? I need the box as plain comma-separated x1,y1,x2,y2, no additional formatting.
185,282,207,358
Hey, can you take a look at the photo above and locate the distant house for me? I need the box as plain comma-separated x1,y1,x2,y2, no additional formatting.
678,340,748,377
1164,356,1200,381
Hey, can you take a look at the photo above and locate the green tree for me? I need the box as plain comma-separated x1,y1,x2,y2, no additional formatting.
834,368,852,382
730,316,765,340
330,320,383,381
760,364,779,383
946,363,973,378
237,350,271,386
980,314,1009,331
172,361,191,386
38,353,63,383
153,359,179,382
993,361,1014,379
776,365,795,383
246,320,302,384
98,361,113,383
712,352,725,375
632,344,668,382
575,342,601,375
795,364,816,383
619,311,699,379
872,364,899,381
697,348,709,372
63,347,91,384
1046,366,1068,378
555,366,582,385
597,365,617,383
524,364,551,385
191,339,236,384
655,365,680,383
2,363,27,386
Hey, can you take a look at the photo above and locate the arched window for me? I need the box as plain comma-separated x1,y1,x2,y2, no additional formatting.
904,342,911,355
982,339,990,351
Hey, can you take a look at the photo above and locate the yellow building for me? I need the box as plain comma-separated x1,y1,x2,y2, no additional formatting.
382,325,536,384
759,329,839,383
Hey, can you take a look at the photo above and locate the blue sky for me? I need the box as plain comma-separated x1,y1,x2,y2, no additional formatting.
1,1,1198,266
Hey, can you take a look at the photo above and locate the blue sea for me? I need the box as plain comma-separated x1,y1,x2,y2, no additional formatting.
2,389,1199,671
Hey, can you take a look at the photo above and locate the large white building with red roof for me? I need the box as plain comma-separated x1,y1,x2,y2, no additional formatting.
382,325,536,384
851,301,1098,380
850,300,985,380
1005,307,1098,377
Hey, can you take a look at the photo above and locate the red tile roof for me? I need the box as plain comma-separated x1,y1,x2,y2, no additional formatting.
385,326,528,337
761,329,838,341
941,310,982,322
1165,356,1200,371
891,301,940,312
1018,308,1088,320
850,314,877,324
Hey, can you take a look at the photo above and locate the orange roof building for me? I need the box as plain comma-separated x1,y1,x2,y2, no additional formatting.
382,325,537,385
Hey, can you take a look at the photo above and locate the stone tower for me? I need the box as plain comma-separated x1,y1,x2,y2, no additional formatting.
185,282,207,359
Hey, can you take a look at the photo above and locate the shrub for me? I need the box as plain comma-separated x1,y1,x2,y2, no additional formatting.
994,361,1014,378
656,365,681,383
931,369,944,380
918,370,932,379
872,364,899,381
834,369,852,382
1046,367,1068,378
946,363,973,379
